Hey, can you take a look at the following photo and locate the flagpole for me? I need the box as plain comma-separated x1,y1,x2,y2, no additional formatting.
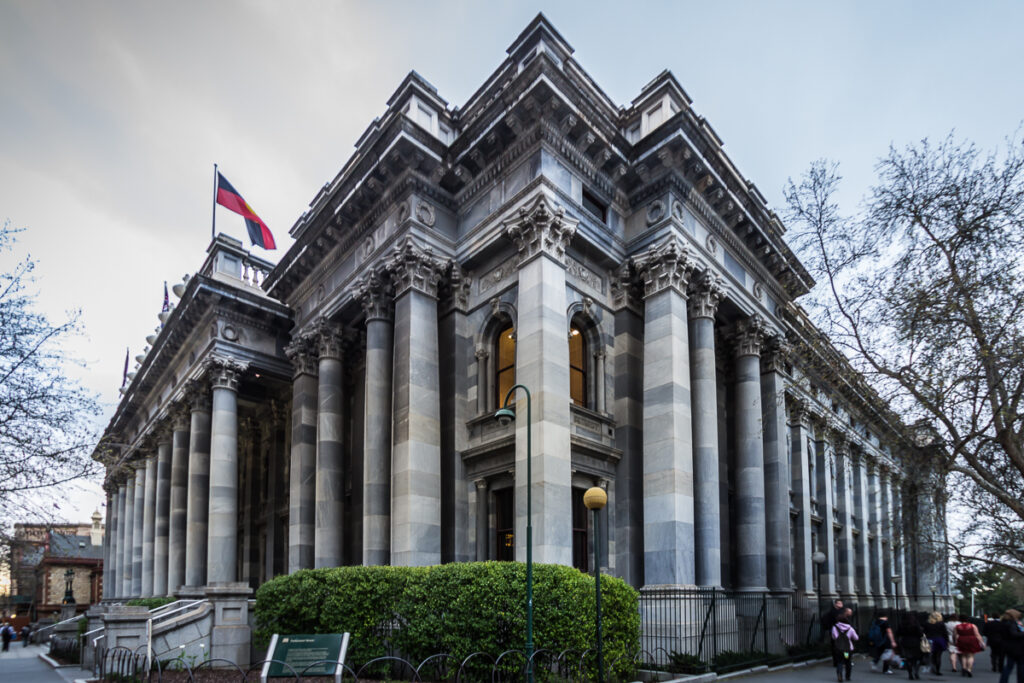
211,163,218,243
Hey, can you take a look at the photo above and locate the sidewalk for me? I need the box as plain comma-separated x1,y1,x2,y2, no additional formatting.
726,653,1006,682
0,643,65,682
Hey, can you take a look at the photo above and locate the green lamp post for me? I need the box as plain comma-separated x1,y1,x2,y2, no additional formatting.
495,384,534,683
584,486,608,683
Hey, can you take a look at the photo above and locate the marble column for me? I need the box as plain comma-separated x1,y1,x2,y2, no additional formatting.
687,270,723,587
141,454,157,596
264,401,288,579
103,489,115,599
112,484,124,598
285,337,317,572
167,406,190,594
734,315,768,591
868,463,884,600
761,335,792,592
634,237,695,586
131,463,145,597
360,275,393,566
389,240,444,566
474,479,488,561
813,421,837,596
505,196,575,566
893,477,906,605
314,321,346,568
206,358,243,584
789,399,815,595
119,479,132,598
834,436,857,600
153,436,171,596
880,468,893,599
853,453,871,604
184,380,212,589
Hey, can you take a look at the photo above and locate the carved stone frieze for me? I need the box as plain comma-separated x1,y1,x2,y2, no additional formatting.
566,256,604,293
388,239,446,298
733,314,766,358
358,270,394,322
632,238,695,299
687,269,724,320
503,195,578,265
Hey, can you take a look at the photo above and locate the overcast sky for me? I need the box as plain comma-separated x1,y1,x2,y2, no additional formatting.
1,1,1022,522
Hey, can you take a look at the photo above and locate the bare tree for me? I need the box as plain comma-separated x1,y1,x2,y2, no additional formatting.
0,221,100,528
784,132,1024,575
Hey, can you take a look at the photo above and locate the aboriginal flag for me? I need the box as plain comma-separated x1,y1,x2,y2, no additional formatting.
215,172,276,250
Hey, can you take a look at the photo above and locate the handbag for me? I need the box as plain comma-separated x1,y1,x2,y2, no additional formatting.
920,635,932,653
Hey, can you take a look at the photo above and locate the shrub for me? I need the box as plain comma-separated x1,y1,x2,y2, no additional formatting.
125,597,176,609
254,562,639,680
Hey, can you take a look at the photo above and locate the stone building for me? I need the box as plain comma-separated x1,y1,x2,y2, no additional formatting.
95,15,949,617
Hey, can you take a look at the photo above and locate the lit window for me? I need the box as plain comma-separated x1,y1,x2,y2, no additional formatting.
495,488,514,561
496,325,516,408
569,326,587,407
572,488,588,572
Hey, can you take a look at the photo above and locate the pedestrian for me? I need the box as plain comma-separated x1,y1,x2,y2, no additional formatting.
824,598,845,634
954,614,985,677
19,624,30,648
832,610,859,682
925,611,949,674
871,614,899,674
898,613,926,680
986,613,1007,673
948,613,963,673
0,622,13,652
1000,609,1024,683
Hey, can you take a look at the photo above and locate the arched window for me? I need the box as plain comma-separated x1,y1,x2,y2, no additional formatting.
569,325,587,407
495,325,516,408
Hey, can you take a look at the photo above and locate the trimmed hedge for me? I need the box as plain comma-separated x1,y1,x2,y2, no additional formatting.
126,597,175,609
254,562,639,679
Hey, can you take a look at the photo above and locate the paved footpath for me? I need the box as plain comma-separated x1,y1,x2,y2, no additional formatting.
0,644,66,683
729,653,1007,682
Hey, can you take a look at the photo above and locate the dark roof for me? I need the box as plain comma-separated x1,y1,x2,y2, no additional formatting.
48,534,103,560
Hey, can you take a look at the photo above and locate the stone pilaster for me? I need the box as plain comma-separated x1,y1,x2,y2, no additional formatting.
474,478,488,561
506,195,576,566
120,478,132,598
184,379,211,590
142,453,156,596
206,357,244,584
104,484,118,599
314,319,346,568
285,335,317,573
634,237,695,586
132,462,145,597
733,314,768,591
687,269,723,588
360,273,394,566
833,434,857,600
869,465,885,599
264,401,289,578
389,239,445,566
788,398,815,594
153,432,172,596
813,419,837,596
879,467,893,598
853,453,872,605
167,405,190,594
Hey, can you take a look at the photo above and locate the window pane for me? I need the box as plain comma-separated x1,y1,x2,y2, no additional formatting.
568,326,586,406
570,368,585,407
497,369,515,409
569,328,584,367
497,326,515,369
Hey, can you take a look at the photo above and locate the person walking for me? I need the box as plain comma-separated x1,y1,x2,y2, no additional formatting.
986,613,1007,673
954,614,985,677
832,611,860,682
926,611,949,674
871,614,898,674
18,624,30,648
898,613,927,680
999,610,1024,683
948,614,963,673
0,622,12,652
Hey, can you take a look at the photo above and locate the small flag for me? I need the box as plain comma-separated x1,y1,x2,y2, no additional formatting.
161,281,170,313
121,347,129,387
215,172,276,250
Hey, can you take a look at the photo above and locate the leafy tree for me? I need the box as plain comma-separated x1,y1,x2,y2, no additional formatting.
784,131,1024,576
0,221,100,529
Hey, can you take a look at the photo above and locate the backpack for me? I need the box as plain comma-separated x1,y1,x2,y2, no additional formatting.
868,621,883,645
835,625,852,653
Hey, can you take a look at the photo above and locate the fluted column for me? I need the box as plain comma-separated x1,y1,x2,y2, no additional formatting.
880,468,893,599
733,315,768,591
131,463,145,597
167,406,189,593
152,434,171,596
506,196,576,566
313,320,346,568
474,478,488,561
853,453,871,604
687,270,723,587
104,487,116,599
141,453,157,596
120,479,133,602
813,421,837,596
359,275,393,566
870,465,885,599
789,399,815,594
834,436,857,599
206,358,243,584
285,336,317,572
184,380,211,589
389,240,445,566
634,237,695,586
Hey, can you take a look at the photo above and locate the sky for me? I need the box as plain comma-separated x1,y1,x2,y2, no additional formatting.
1,0,1022,522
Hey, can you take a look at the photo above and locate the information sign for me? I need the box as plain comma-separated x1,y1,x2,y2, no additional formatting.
262,633,349,680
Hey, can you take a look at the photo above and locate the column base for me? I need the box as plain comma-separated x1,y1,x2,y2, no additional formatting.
205,582,253,668
175,585,207,599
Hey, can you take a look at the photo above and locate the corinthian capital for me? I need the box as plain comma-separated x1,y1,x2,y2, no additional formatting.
687,269,724,319
314,318,345,360
358,270,393,323
632,238,694,298
204,356,247,392
184,378,211,412
284,334,319,378
388,239,446,298
503,194,578,265
733,314,767,358
760,334,791,374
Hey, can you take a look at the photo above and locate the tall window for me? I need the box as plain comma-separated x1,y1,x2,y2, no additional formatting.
569,326,587,407
572,488,588,572
496,325,516,408
495,488,514,561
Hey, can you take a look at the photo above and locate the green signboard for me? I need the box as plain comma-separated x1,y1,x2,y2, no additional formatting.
265,633,345,678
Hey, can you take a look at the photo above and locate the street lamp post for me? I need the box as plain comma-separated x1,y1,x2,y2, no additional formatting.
929,584,937,613
891,575,901,617
812,551,827,640
584,486,608,683
495,384,534,683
